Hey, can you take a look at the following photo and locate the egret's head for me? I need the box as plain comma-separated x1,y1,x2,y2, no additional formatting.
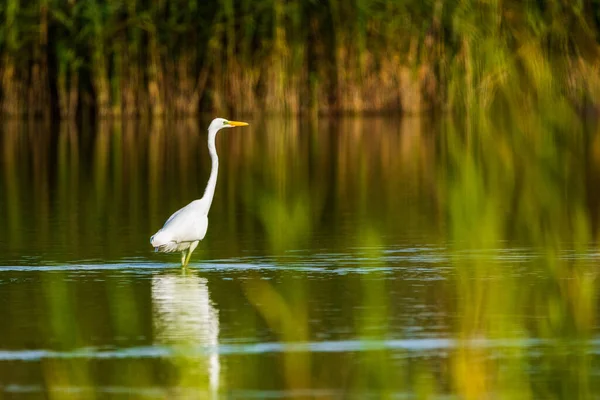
208,118,249,133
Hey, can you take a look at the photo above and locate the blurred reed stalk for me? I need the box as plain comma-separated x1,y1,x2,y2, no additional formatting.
1,0,600,118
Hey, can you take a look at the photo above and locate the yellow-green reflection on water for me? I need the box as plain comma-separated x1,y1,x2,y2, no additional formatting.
0,112,598,398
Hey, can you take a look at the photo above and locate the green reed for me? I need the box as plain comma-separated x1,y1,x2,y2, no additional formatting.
1,0,600,117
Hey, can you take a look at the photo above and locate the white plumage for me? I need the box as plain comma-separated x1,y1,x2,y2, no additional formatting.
150,118,249,266
151,200,209,252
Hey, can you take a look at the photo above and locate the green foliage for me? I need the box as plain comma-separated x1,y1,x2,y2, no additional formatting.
0,0,600,116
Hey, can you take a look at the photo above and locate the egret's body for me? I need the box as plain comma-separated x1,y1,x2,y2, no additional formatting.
150,118,248,266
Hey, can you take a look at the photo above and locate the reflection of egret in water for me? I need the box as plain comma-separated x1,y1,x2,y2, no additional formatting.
152,271,220,396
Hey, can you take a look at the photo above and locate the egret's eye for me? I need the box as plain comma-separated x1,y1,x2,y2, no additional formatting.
223,120,228,125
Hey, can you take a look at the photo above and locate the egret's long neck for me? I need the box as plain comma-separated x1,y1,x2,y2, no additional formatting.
202,130,219,212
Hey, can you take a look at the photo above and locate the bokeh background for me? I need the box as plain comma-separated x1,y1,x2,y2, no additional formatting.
1,1,600,399
2,0,600,116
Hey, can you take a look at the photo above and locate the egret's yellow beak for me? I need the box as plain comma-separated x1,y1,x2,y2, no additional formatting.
227,120,249,127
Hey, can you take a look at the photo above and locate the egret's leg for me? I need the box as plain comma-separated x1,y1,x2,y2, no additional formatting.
184,241,199,266
181,250,188,266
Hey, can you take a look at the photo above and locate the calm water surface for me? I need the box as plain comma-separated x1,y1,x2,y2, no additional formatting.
0,115,599,398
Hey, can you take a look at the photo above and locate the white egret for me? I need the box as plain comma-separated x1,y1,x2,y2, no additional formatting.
150,118,249,266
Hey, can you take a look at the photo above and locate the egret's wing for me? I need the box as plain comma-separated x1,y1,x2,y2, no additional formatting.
159,200,209,243
164,207,184,225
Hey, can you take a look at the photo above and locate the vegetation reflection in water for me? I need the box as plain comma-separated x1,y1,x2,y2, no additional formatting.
0,110,599,398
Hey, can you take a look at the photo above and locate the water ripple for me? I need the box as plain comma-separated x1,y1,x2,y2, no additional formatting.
0,337,598,362
0,245,597,274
